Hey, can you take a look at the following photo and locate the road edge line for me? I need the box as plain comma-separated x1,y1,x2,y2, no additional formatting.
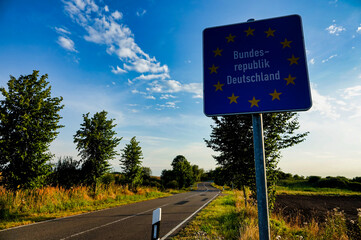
160,191,220,240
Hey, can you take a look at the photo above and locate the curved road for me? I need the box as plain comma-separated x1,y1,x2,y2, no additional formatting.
0,182,220,240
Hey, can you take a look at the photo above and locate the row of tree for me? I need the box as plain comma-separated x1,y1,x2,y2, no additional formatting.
0,71,148,192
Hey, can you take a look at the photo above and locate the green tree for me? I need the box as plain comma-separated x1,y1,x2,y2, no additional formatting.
161,169,176,188
120,136,143,191
0,71,64,190
74,111,121,191
205,113,308,209
191,164,204,182
171,155,194,189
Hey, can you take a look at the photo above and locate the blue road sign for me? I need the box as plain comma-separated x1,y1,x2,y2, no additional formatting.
203,15,312,116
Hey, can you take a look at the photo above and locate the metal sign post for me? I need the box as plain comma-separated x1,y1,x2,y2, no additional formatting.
202,14,312,240
252,113,270,239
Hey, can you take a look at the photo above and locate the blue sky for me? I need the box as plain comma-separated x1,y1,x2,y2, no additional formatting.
1,0,361,177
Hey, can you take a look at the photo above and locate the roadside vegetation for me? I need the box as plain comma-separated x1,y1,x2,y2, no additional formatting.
173,187,361,240
0,184,172,230
0,71,205,230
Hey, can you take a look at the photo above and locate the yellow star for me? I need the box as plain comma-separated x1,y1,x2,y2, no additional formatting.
226,33,236,43
228,93,239,104
265,27,276,37
287,54,300,65
213,48,223,57
284,74,296,85
244,27,255,36
249,96,260,108
213,81,224,91
269,89,282,100
281,38,292,48
208,64,219,74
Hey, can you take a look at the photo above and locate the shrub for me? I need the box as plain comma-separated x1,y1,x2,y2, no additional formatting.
308,176,321,184
51,156,82,189
99,173,115,186
317,177,349,189
352,177,361,183
166,180,178,189
349,182,361,192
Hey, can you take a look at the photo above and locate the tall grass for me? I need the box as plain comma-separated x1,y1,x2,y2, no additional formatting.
173,188,361,239
0,184,170,229
236,190,360,239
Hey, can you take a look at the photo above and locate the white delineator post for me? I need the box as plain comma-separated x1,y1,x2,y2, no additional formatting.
151,208,161,240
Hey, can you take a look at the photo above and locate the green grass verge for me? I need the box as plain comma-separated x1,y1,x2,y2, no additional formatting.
172,190,240,240
276,185,361,196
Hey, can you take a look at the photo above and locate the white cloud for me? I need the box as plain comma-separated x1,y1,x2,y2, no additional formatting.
326,24,346,35
136,9,146,17
145,95,156,100
309,84,340,119
123,59,169,74
160,94,176,99
111,10,123,20
357,25,361,34
147,80,202,98
111,65,127,74
57,36,77,52
309,58,315,65
322,54,337,63
55,27,71,35
133,73,170,81
342,85,361,99
131,89,146,95
62,0,200,101
157,101,179,109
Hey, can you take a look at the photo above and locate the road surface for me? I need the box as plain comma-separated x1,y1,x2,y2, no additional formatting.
0,182,220,240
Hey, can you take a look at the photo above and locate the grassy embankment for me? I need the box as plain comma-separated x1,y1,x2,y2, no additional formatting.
172,186,361,240
277,179,361,196
0,184,180,230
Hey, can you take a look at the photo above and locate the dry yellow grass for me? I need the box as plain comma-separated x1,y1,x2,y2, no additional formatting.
0,184,170,230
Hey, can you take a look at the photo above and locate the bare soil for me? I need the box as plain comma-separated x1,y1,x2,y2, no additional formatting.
274,194,361,222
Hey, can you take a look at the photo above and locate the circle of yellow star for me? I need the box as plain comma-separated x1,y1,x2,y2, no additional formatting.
249,96,260,108
281,38,292,48
269,89,282,100
213,81,224,91
244,27,255,36
284,74,296,85
213,48,223,57
208,64,219,74
288,54,300,65
265,27,276,37
226,33,236,43
228,93,239,104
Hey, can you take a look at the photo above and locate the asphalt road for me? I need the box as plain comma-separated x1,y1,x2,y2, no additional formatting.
0,182,220,240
